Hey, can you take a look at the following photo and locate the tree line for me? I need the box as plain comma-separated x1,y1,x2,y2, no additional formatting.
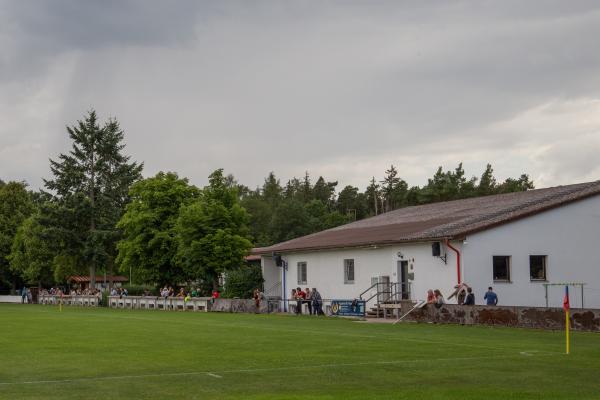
239,164,533,247
0,110,534,295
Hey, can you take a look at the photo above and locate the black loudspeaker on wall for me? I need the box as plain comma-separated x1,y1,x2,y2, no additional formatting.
431,242,441,257
274,255,283,267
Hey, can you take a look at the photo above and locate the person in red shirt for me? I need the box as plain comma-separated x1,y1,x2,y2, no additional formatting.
296,287,306,314
211,290,219,304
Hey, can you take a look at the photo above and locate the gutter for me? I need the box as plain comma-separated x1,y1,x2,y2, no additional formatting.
445,239,461,284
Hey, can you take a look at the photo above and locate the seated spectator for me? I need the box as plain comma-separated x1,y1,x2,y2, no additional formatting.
426,289,436,304
290,289,296,313
177,288,185,298
304,287,313,315
191,288,198,297
434,289,445,309
111,287,118,296
464,287,475,305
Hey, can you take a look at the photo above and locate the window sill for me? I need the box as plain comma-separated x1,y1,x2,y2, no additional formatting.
530,279,547,282
344,282,355,285
493,280,512,284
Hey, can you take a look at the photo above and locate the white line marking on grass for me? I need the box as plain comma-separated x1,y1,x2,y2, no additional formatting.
0,353,558,386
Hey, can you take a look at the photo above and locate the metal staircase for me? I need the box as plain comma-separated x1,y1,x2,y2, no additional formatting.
359,281,412,318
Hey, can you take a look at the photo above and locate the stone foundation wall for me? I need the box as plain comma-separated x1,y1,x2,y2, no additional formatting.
400,302,600,332
211,298,268,313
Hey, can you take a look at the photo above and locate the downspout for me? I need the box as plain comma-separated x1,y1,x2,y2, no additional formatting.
445,239,461,285
282,260,287,312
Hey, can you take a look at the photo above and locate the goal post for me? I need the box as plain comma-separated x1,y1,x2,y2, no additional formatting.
543,282,586,308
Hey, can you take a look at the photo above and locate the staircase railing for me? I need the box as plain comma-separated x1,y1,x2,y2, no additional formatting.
359,281,413,318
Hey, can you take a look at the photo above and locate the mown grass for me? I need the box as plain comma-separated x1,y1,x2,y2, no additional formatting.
0,304,599,399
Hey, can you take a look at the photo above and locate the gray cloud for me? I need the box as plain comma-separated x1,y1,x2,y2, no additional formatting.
1,1,600,191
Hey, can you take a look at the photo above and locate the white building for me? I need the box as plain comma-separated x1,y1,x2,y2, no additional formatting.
254,181,600,309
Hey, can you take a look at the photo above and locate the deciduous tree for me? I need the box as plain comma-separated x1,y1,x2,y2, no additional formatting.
175,169,252,290
116,172,199,285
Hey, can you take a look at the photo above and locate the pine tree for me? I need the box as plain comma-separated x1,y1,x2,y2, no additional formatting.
380,165,407,212
365,177,380,215
44,110,143,287
478,164,497,195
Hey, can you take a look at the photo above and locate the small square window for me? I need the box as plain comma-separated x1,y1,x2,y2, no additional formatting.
493,256,511,282
530,255,547,281
344,259,355,284
297,262,307,285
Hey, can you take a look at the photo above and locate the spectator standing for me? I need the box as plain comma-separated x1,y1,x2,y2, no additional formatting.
448,283,471,305
211,289,220,305
464,287,475,305
296,287,306,315
21,287,27,304
484,287,498,305
312,288,323,315
253,288,261,310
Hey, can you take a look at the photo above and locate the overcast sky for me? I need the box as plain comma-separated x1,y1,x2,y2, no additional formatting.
1,1,600,192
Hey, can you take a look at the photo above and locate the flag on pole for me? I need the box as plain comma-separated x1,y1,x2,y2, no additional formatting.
563,286,570,312
564,285,570,355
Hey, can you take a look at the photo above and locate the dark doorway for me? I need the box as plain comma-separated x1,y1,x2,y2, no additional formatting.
397,261,409,300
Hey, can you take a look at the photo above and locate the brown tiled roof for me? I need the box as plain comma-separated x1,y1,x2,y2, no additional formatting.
253,180,600,254
68,275,129,283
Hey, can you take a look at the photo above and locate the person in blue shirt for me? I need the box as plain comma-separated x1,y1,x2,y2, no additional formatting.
484,287,498,305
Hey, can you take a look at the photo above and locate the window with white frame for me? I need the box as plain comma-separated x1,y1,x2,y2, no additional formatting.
530,255,547,281
344,259,355,284
297,262,307,285
493,256,511,282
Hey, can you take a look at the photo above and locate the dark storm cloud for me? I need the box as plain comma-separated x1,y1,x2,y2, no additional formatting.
1,1,600,190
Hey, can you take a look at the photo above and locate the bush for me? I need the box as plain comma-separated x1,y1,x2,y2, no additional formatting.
120,284,158,296
100,290,109,307
222,265,263,299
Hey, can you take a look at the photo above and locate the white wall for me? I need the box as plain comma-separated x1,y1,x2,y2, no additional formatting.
263,242,460,306
0,295,22,303
463,195,600,308
261,257,281,296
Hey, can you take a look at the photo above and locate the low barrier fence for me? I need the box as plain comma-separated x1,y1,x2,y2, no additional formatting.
32,294,367,318
389,301,600,332
39,294,101,307
108,296,211,312
266,298,366,317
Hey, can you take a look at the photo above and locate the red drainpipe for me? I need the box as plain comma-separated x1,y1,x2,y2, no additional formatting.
445,239,461,285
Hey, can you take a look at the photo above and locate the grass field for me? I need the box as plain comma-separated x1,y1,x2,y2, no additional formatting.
0,305,599,399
